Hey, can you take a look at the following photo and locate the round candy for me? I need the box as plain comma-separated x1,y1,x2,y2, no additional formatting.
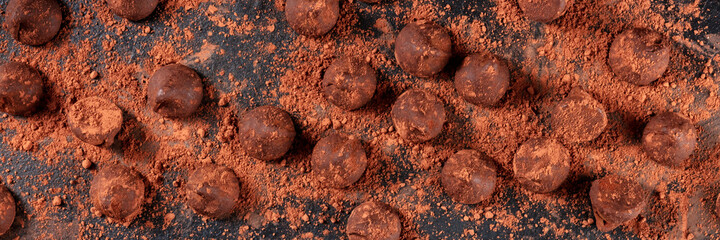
107,0,158,21
589,175,647,232
5,0,62,45
67,97,124,147
186,164,241,219
441,150,497,204
322,57,377,111
549,88,607,143
346,201,401,240
394,21,452,78
608,28,671,85
311,133,367,188
0,185,15,236
513,138,570,193
454,53,510,107
642,112,697,167
391,89,446,143
0,62,44,116
517,0,572,23
237,106,296,161
147,64,203,118
90,164,146,223
285,0,340,37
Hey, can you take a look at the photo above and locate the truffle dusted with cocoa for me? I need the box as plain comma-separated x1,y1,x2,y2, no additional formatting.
0,62,44,116
0,185,15,236
608,28,671,85
589,175,648,232
394,21,452,78
513,138,571,193
107,0,158,21
322,57,377,111
67,97,124,147
147,64,204,118
391,89,446,143
312,133,367,188
186,164,241,219
90,164,146,223
549,88,608,143
346,201,401,240
454,53,510,107
517,0,573,23
237,106,296,161
5,0,62,45
285,0,340,37
642,112,697,167
441,150,497,204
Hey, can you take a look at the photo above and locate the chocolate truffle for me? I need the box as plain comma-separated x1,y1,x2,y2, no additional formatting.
589,175,648,232
549,88,607,143
5,0,62,45
390,89,446,143
513,138,570,193
107,0,158,21
441,150,497,204
346,201,401,240
0,62,44,116
608,28,671,85
186,164,241,219
147,64,203,118
642,112,697,167
0,185,15,236
517,0,573,23
285,0,339,37
394,21,452,78
311,133,367,188
67,97,123,147
454,53,510,107
90,164,146,223
322,57,377,111
237,106,296,161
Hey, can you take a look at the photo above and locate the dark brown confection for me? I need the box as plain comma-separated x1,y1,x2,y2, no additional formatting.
358,0,381,3
642,112,697,167
454,53,510,107
0,185,15,236
0,62,44,116
311,133,367,188
394,21,452,78
608,28,671,85
147,64,204,118
346,201,401,240
237,106,296,161
4,0,62,45
186,164,241,219
549,88,608,143
67,97,123,147
390,89,446,143
107,0,158,21
589,175,648,232
322,57,377,111
441,150,497,204
285,0,339,37
513,138,571,193
89,164,146,223
517,0,573,23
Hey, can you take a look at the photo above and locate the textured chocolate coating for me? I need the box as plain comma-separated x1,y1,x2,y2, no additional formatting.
642,112,697,167
517,0,573,23
549,88,608,143
67,97,123,147
391,89,446,143
237,106,296,161
454,53,510,107
394,21,452,78
186,164,241,219
608,28,671,85
322,57,377,110
513,138,570,193
0,62,44,116
312,133,367,188
0,185,15,236
358,0,381,3
90,164,146,223
5,0,62,45
147,64,204,118
346,201,401,240
285,0,339,37
441,150,497,204
589,175,647,232
107,0,158,21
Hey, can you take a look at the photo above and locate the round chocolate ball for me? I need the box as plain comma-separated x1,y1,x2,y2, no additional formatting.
513,138,570,193
237,106,296,161
441,150,497,204
549,88,607,143
147,64,203,118
186,164,241,219
394,21,452,78
346,201,401,240
391,89,446,143
67,97,123,147
642,112,697,167
285,0,339,37
0,185,15,236
5,0,62,45
0,62,44,116
107,0,158,21
454,53,510,107
608,28,671,85
90,164,146,223
311,133,367,188
322,57,377,111
517,0,572,23
589,175,647,232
